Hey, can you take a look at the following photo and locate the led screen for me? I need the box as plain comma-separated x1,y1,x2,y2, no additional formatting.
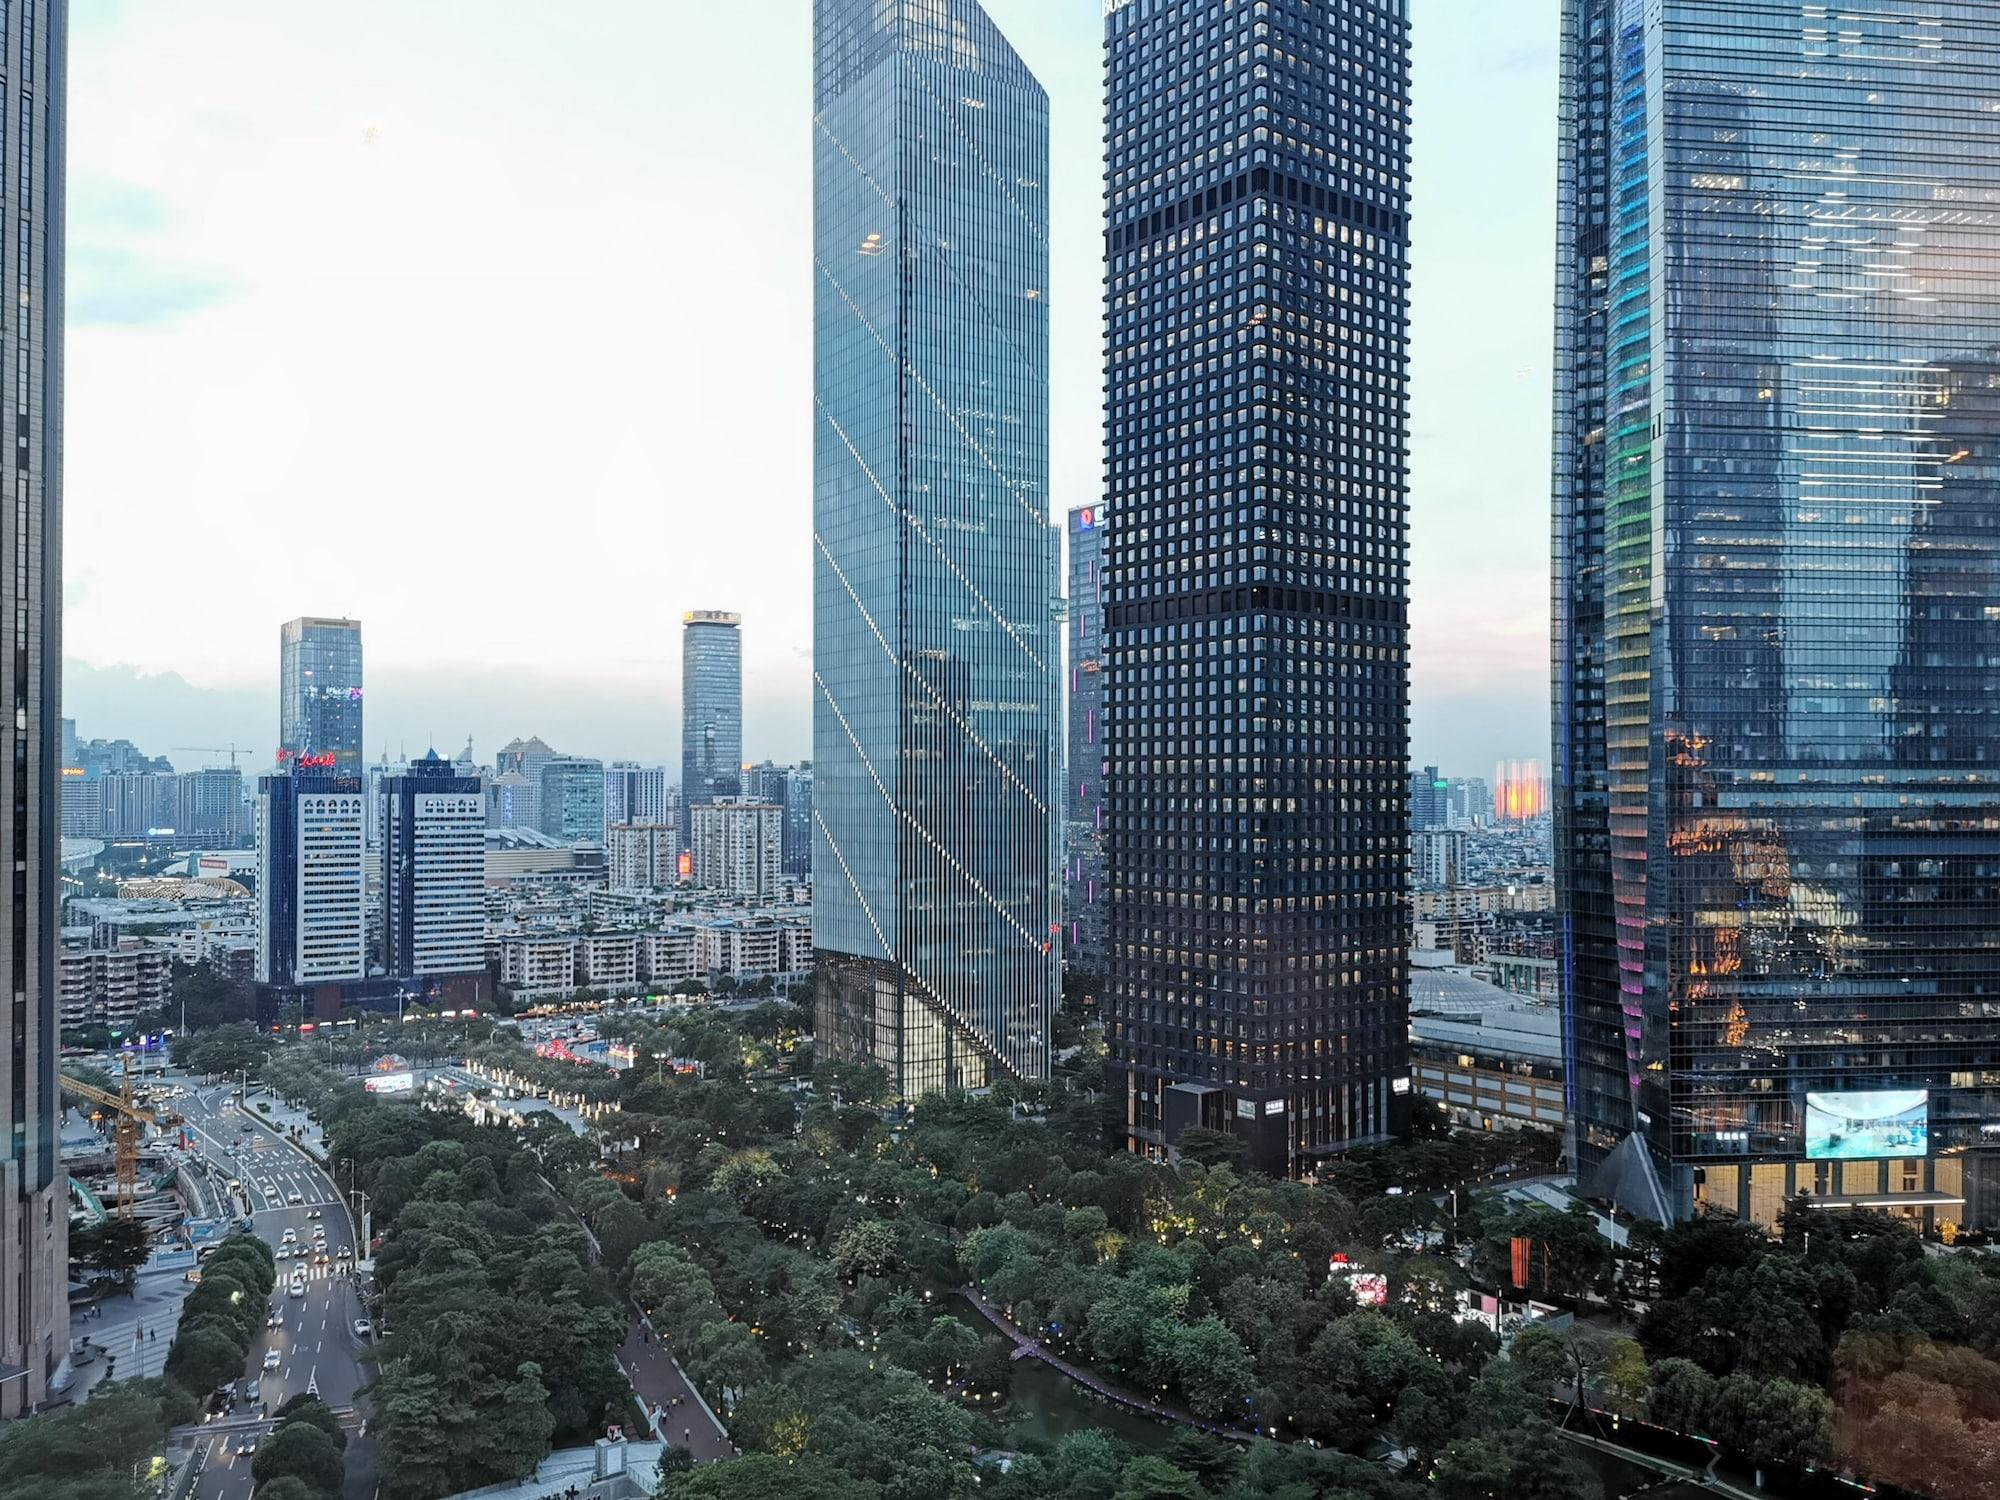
1805,1090,1928,1161
363,1071,415,1095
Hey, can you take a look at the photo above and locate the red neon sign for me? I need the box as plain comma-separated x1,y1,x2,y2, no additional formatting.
277,748,338,769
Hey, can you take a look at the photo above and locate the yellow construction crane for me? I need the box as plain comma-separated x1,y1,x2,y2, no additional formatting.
59,1058,156,1216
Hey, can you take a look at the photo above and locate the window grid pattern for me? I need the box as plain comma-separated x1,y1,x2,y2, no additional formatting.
1102,0,1412,1173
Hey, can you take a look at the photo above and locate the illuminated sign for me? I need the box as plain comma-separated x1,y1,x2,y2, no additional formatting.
364,1071,416,1095
1806,1090,1928,1161
277,748,339,769
677,851,693,879
61,766,84,777
1077,507,1096,531
1262,1099,1285,1116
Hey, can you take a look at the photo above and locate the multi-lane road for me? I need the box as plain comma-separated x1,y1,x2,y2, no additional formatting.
170,1077,377,1500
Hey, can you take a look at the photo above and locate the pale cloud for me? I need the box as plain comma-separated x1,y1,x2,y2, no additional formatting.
63,0,1556,778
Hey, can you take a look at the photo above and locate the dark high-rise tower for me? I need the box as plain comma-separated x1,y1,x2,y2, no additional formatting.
679,609,742,848
1102,0,1413,1175
1555,0,2000,1227
811,0,1058,1099
0,0,64,1417
279,616,363,779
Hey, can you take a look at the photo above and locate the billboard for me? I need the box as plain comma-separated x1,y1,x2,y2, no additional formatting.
1805,1090,1928,1161
363,1071,415,1095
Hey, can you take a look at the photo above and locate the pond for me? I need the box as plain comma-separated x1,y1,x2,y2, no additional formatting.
949,1293,1186,1452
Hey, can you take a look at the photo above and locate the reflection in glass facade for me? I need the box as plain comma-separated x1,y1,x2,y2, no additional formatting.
279,616,363,779
1102,0,1412,1176
679,609,742,851
1555,0,2000,1226
811,0,1057,1099
1065,505,1107,979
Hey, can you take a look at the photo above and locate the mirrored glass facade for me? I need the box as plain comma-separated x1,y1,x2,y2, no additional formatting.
1555,0,2000,1225
1102,0,1412,1176
811,0,1058,1098
279,615,363,780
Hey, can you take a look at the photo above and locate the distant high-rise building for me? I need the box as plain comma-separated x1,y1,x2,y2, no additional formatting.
379,752,487,1004
1554,0,2000,1227
175,767,246,845
1102,0,1412,1175
1409,765,1448,832
811,0,1058,1099
680,611,743,848
691,801,784,899
279,617,363,779
484,771,541,832
606,824,680,892
539,757,605,845
604,762,669,830
746,761,815,879
1,0,67,1416
495,735,560,783
1411,829,1467,893
256,772,367,989
1493,759,1546,823
1065,505,1107,978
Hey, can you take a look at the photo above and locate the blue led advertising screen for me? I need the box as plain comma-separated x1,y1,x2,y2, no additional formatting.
1805,1090,1929,1162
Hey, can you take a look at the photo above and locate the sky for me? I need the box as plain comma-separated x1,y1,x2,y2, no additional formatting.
62,0,1557,781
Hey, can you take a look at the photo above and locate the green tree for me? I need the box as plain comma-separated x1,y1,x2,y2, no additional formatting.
70,1219,153,1285
167,1323,248,1391
253,1479,318,1500
1113,1454,1205,1500
660,1453,878,1499
250,1420,345,1497
1707,1374,1834,1469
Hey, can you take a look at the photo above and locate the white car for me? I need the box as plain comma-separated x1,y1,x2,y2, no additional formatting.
288,1281,305,1298
280,1228,296,1243
287,1191,302,1204
262,1349,281,1371
352,1318,371,1338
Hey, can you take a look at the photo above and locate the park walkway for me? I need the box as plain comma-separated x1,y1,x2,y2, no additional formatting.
957,1285,1261,1441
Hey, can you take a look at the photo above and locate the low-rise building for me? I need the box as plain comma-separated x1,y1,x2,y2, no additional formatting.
1408,958,1565,1134
498,935,577,997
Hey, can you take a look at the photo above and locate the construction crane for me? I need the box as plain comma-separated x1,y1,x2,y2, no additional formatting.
171,744,247,769
59,1057,156,1217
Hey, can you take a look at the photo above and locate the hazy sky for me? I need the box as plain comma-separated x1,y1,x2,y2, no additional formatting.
63,0,1556,779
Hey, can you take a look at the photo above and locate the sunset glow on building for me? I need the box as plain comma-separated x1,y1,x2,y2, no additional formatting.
1493,759,1546,822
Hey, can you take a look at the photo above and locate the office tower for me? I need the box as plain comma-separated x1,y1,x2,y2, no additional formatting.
1447,777,1489,829
539,756,605,844
607,824,680,892
746,761,816,879
1408,765,1448,832
485,770,541,831
495,734,559,782
691,801,784,899
1492,758,1546,823
279,617,363,778
1102,0,1413,1175
605,762,669,829
1554,0,2000,1228
1065,505,1108,977
0,0,64,1417
811,0,1058,1098
680,610,743,848
255,772,367,989
379,752,487,1004
780,764,812,879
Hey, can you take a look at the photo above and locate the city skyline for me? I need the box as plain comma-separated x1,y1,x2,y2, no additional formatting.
58,0,1556,776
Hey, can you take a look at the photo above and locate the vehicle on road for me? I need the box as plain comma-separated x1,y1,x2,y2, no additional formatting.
287,1190,302,1204
235,1438,257,1457
307,1208,321,1219
267,1311,282,1328
288,1281,305,1298
262,1349,281,1370
243,1381,260,1404
281,1228,296,1243
353,1318,371,1338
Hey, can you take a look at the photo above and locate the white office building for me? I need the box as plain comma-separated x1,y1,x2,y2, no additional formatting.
256,774,367,985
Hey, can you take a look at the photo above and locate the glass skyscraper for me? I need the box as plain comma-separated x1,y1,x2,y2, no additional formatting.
679,609,742,849
1555,0,2000,1227
811,0,1058,1099
1102,0,1413,1176
1065,504,1107,979
279,616,363,779
0,0,65,1417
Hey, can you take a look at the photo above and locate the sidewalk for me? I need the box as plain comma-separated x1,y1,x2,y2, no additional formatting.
617,1317,733,1464
60,1265,192,1401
